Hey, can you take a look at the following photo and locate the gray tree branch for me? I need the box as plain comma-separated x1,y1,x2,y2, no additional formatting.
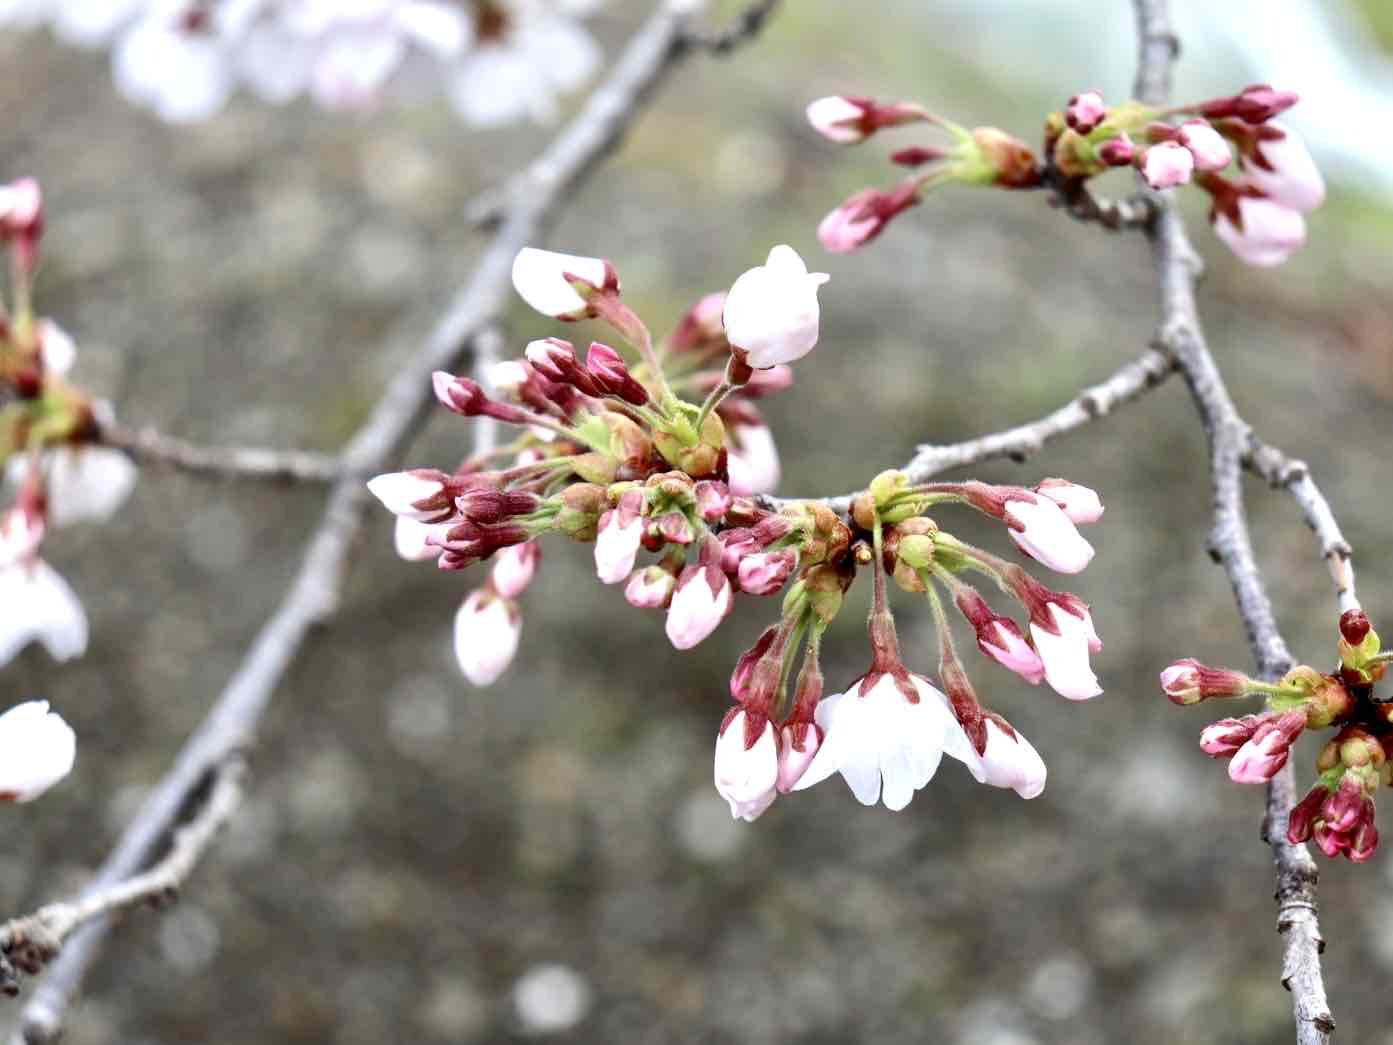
98,422,342,483
1132,1,1337,1041
7,4,781,1040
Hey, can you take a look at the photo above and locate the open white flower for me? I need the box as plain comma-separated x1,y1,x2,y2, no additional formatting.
793,673,976,811
0,701,76,803
0,558,89,666
6,447,137,527
722,245,828,369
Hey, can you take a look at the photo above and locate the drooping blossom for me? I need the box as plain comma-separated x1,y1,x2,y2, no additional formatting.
0,700,76,803
721,245,828,369
1242,124,1325,213
492,540,540,598
1002,495,1095,574
0,556,89,666
624,565,674,609
776,721,821,793
593,494,644,585
960,719,1047,799
453,588,520,686
793,673,976,811
713,709,779,821
1212,194,1306,268
665,564,732,650
6,446,137,527
1028,601,1102,700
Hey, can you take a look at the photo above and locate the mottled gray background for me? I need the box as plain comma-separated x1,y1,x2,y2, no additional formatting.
4,2,1393,1043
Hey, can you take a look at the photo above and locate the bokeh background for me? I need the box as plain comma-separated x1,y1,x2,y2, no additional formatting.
3,1,1393,1042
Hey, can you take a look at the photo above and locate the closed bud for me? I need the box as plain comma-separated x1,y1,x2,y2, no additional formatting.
694,480,732,523
1158,658,1249,705
586,341,649,405
1097,132,1135,167
1064,90,1106,134
737,549,797,596
1340,609,1371,645
1141,141,1194,189
625,565,676,609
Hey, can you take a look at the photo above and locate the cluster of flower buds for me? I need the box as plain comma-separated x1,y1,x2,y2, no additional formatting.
808,83,1323,267
1,1,604,127
1047,84,1322,266
371,243,1107,821
0,179,138,668
806,96,1042,253
370,243,826,687
1162,609,1393,862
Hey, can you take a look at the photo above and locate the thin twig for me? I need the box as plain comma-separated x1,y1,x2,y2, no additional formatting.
8,3,780,1040
99,422,342,483
770,346,1177,514
0,759,244,997
1132,1,1336,1041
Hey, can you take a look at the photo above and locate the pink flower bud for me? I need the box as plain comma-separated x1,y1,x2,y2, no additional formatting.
1002,496,1095,574
510,247,614,320
953,587,1044,685
585,341,648,405
366,469,452,521
730,626,778,702
1141,141,1195,189
1065,90,1106,134
694,480,732,523
1033,478,1103,525
453,589,520,687
0,177,43,243
524,338,580,384
816,183,919,254
713,709,779,821
722,245,828,369
668,292,727,354
890,146,945,168
1097,133,1135,167
666,564,733,650
804,96,925,144
1287,784,1328,844
737,549,796,596
655,512,694,546
1199,85,1298,124
624,565,675,609
1199,714,1261,757
432,371,489,415
1227,710,1305,784
1339,609,1371,645
776,722,822,793
491,540,540,599
1212,194,1305,268
1177,119,1232,172
0,701,75,803
1244,124,1324,212
1159,658,1249,705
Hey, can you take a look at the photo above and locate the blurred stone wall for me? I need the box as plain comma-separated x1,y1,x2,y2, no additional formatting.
3,3,1393,1043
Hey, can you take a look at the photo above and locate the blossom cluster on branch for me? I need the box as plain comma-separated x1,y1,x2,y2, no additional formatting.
0,0,604,126
808,83,1324,267
1164,609,1393,863
0,179,138,668
369,243,1107,819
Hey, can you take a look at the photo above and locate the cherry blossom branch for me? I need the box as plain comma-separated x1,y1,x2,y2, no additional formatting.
8,4,780,1040
0,759,244,999
1132,1,1336,1040
98,422,342,483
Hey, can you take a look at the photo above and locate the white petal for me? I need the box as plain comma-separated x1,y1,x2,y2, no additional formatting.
10,447,137,527
235,23,315,104
0,560,89,666
0,701,76,802
454,591,520,686
39,319,77,376
53,0,142,47
509,247,608,318
113,21,235,124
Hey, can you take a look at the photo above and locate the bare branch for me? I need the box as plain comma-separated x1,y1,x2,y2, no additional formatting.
1,759,243,1002
1134,2,1336,1040
99,422,342,484
9,3,780,1038
773,346,1176,514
